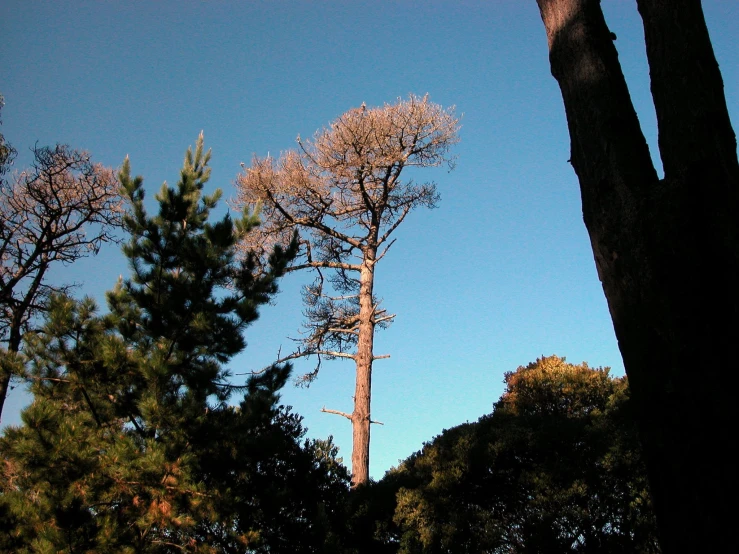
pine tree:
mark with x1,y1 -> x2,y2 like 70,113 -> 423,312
0,135 -> 350,552
236,95 -> 459,487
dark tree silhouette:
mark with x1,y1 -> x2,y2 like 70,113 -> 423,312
534,1 -> 738,550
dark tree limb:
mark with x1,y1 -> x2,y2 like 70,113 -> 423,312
536,0 -> 739,550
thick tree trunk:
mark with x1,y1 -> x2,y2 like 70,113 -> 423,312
536,0 -> 739,550
351,246 -> 377,488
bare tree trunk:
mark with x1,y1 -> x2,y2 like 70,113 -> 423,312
0,305 -> 24,421
0,362 -> 12,421
536,0 -> 739,550
351,246 -> 377,488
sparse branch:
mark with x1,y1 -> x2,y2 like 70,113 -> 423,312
320,406 -> 383,425
317,350 -> 356,360
378,204 -> 412,245
237,347 -> 356,378
373,313 -> 396,325
235,347 -> 312,376
299,219 -> 364,249
328,327 -> 359,335
286,260 -> 361,273
264,188 -> 364,250
375,239 -> 397,262
320,406 -> 353,421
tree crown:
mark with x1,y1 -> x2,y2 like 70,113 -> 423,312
235,94 -> 460,263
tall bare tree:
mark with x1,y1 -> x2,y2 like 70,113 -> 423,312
535,0 -> 738,550
0,143 -> 122,420
235,94 -> 459,486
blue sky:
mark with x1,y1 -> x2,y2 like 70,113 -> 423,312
2,1 -> 737,479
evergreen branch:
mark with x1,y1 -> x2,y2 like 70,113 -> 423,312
128,414 -> 145,436
79,385 -> 102,427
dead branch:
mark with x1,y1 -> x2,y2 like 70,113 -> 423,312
321,406 -> 353,421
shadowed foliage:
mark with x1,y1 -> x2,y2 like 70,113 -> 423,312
354,356 -> 659,553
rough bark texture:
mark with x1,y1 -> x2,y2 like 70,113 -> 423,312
351,247 -> 377,487
536,0 -> 739,550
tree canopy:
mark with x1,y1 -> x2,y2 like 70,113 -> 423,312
359,356 -> 659,553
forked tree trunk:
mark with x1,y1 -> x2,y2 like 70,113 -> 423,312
536,0 -> 739,550
351,246 -> 377,487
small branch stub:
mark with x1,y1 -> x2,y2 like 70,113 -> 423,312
320,406 -> 384,425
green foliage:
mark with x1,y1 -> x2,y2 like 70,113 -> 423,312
0,136 -> 349,552
369,356 -> 659,553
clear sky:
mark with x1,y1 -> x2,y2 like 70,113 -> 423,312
1,1 -> 737,480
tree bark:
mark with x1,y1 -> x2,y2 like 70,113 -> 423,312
535,0 -> 739,550
351,245 -> 377,488
0,299 -> 26,421
0,363 -> 12,421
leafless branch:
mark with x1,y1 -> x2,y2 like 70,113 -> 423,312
233,346 -> 311,376
320,406 -> 353,421
374,313 -> 396,325
375,238 -> 397,262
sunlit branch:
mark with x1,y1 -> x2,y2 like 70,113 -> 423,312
320,406 -> 353,421
373,313 -> 396,325
287,260 -> 361,273
378,204 -> 412,245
